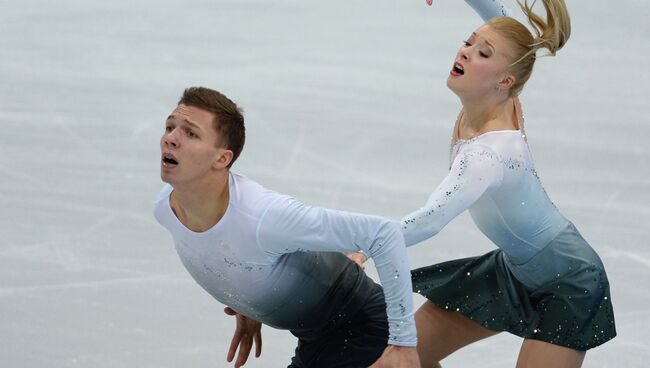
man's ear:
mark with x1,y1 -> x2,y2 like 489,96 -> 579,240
497,73 -> 516,91
213,149 -> 234,169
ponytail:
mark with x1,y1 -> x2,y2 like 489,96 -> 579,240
487,0 -> 571,96
518,0 -> 571,56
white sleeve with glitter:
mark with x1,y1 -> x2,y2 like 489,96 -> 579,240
256,197 -> 417,347
401,143 -> 504,246
465,0 -> 512,21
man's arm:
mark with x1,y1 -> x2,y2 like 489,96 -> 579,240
257,196 -> 417,348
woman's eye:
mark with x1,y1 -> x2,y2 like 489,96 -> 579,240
188,131 -> 197,138
480,51 -> 489,58
165,126 -> 173,132
463,40 -> 472,47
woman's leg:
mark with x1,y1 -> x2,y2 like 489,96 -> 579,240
415,301 -> 499,368
516,339 -> 585,368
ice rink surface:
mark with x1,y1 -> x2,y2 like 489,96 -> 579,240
2,0 -> 649,367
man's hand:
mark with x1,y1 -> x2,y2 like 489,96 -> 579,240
369,345 -> 421,368
345,252 -> 369,269
224,307 -> 262,368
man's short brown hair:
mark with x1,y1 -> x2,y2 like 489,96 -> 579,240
178,87 -> 245,168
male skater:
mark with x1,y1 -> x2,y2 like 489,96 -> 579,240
154,87 -> 419,367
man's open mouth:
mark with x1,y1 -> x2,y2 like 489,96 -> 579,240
162,153 -> 178,166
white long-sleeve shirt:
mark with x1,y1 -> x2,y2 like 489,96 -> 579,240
465,0 -> 512,21
154,173 -> 416,346
401,99 -> 569,265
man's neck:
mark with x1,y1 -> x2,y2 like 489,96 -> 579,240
170,171 -> 230,233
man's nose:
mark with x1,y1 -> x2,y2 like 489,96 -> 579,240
164,130 -> 179,148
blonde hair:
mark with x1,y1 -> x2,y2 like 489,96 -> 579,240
487,0 -> 571,96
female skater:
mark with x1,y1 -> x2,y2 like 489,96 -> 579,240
402,0 -> 617,366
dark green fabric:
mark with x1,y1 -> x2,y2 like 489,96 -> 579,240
412,247 -> 616,350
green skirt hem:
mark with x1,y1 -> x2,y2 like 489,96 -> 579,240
412,249 -> 616,351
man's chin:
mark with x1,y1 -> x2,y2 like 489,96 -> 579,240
160,172 -> 173,184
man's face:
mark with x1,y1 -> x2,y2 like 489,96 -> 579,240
159,104 -> 227,185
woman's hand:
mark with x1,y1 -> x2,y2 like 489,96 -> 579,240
345,252 -> 369,269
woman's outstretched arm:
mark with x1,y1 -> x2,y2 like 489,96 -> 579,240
426,0 -> 512,21
464,0 -> 512,21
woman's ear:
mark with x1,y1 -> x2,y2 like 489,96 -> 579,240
497,73 -> 516,91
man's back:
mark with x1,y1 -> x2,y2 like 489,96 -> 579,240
154,173 -> 373,329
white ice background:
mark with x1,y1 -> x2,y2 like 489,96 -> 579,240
1,0 -> 649,367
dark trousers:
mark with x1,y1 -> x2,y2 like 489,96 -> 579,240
287,283 -> 388,368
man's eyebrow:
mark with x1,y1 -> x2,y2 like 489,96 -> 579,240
166,115 -> 201,130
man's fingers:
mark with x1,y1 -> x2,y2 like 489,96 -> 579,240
227,331 -> 242,362
235,336 -> 253,368
254,331 -> 262,357
225,307 -> 242,362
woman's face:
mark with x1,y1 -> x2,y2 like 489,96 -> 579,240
447,24 -> 514,99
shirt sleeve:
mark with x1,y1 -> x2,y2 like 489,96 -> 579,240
465,0 -> 512,21
256,198 -> 417,347
401,143 -> 504,246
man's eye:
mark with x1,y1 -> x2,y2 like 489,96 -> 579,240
188,131 -> 198,138
165,126 -> 173,132
480,51 -> 489,58
463,40 -> 472,47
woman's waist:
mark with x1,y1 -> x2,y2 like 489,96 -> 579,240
478,218 -> 569,264
502,222 -> 605,289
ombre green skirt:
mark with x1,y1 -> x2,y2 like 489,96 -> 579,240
412,223 -> 616,350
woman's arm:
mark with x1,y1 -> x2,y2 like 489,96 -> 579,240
465,0 -> 512,21
401,144 -> 504,246
426,0 -> 512,21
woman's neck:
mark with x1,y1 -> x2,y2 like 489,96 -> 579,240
459,96 -> 517,140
